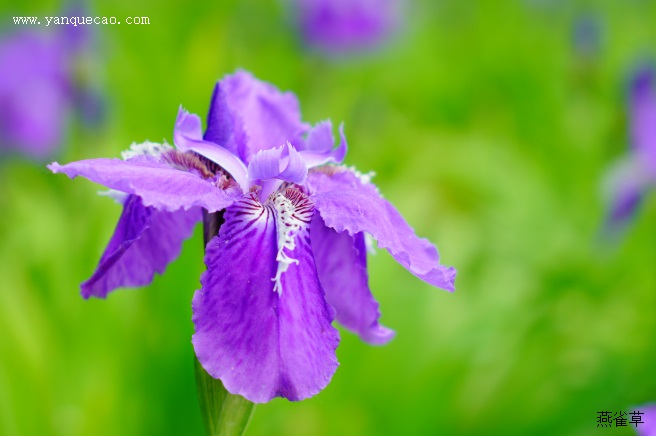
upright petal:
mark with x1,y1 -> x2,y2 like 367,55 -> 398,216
248,142 -> 308,185
307,168 -> 456,291
299,122 -> 348,168
221,71 -> 310,161
49,155 -> 239,212
203,82 -> 238,155
173,108 -> 249,190
82,195 -> 201,298
192,191 -> 339,403
311,215 -> 394,345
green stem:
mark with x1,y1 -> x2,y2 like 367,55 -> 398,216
195,210 -> 255,436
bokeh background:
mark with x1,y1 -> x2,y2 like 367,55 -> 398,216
1,1 -> 656,435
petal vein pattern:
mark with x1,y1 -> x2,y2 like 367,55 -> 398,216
192,193 -> 339,403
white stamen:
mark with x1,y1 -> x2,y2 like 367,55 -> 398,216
121,141 -> 172,160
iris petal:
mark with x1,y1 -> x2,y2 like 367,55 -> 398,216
299,122 -> 348,168
173,108 -> 250,191
192,192 -> 339,403
49,155 -> 240,212
82,195 -> 200,298
307,168 -> 456,291
221,70 -> 310,162
311,215 -> 394,345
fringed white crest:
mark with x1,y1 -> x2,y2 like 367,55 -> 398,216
269,188 -> 314,296
347,165 -> 376,185
121,141 -> 172,160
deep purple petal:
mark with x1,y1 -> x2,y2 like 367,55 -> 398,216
48,155 -> 239,212
299,122 -> 347,167
203,82 -> 239,155
311,214 -> 394,345
221,70 -> 310,162
173,108 -> 249,190
192,192 -> 339,403
82,195 -> 200,298
307,168 -> 456,291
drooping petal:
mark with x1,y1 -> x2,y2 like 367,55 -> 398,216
221,70 -> 310,162
82,195 -> 201,298
299,122 -> 347,168
173,108 -> 249,190
192,191 -> 339,403
311,214 -> 394,345
48,155 -> 239,212
307,168 -> 456,291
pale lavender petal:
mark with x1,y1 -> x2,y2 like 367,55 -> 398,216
82,195 -> 200,298
221,70 -> 310,162
307,168 -> 456,291
248,142 -> 308,185
311,215 -> 394,345
299,123 -> 347,167
192,192 -> 339,403
203,83 -> 239,156
304,120 -> 335,152
173,108 -> 249,190
633,403 -> 656,436
48,156 -> 239,212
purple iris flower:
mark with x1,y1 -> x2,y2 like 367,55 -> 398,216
632,404 -> 656,436
49,70 -> 455,403
604,66 -> 656,229
0,11 -> 100,160
0,31 -> 72,159
294,0 -> 400,54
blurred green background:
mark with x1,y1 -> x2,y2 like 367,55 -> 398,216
1,0 -> 656,435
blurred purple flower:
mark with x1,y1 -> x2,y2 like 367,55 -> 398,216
604,66 -> 656,229
0,10 -> 101,160
632,404 -> 656,436
295,0 -> 400,54
0,31 -> 72,159
49,70 -> 455,403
